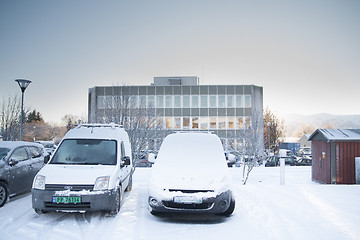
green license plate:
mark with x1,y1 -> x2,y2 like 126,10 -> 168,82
52,196 -> 81,204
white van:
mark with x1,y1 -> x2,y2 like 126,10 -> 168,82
32,124 -> 133,215
148,132 -> 235,216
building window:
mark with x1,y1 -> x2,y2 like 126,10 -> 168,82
192,95 -> 199,108
209,95 -> 217,108
245,116 -> 252,127
199,117 -> 208,129
166,117 -> 172,129
183,117 -> 190,129
218,95 -> 225,108
236,95 -> 243,108
183,95 -> 190,108
130,96 -> 138,108
174,96 -> 181,108
156,117 -> 164,129
236,117 -> 244,129
97,96 -> 105,109
200,96 -> 208,108
174,117 -> 181,128
139,96 -> 146,108
245,95 -> 252,108
210,117 -> 217,129
148,96 -> 155,108
156,95 -> 164,108
192,117 -> 199,129
227,95 -> 234,108
228,117 -> 234,129
218,117 -> 226,129
165,96 -> 172,108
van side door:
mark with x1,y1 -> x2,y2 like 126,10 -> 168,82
120,141 -> 131,187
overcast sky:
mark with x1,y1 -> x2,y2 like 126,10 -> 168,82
0,0 -> 359,124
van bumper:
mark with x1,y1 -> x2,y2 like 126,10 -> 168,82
148,190 -> 233,214
32,188 -> 117,212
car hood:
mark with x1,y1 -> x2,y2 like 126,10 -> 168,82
38,164 -> 115,185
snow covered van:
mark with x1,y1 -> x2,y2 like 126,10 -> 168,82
148,132 -> 235,216
32,124 -> 133,215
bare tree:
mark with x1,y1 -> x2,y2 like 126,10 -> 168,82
241,109 -> 264,185
0,95 -> 22,141
263,107 -> 286,153
92,93 -> 162,166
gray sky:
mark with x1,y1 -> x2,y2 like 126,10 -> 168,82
1,0 -> 359,124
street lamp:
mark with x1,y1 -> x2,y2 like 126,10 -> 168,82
267,122 -> 271,155
15,79 -> 32,141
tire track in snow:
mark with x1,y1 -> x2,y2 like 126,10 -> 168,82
298,186 -> 360,240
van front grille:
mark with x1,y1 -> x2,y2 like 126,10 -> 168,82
45,184 -> 94,191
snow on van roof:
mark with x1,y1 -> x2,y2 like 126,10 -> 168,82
63,123 -> 127,140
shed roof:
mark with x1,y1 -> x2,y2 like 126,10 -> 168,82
308,129 -> 360,142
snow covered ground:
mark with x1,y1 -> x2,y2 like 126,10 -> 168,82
1,166 -> 360,240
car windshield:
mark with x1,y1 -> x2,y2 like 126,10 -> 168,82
0,148 -> 10,160
50,139 -> 117,165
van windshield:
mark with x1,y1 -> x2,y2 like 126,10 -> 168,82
50,139 -> 117,165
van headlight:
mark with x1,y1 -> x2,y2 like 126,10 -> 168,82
33,175 -> 46,190
94,176 -> 109,191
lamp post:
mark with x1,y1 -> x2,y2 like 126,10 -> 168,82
15,79 -> 32,141
267,122 -> 271,155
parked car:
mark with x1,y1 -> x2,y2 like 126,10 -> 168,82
225,151 -> 236,167
283,157 -> 296,166
32,123 -> 133,215
297,147 -> 312,158
148,132 -> 235,216
296,157 -> 312,166
265,156 -> 279,167
0,141 -> 48,207
135,151 -> 154,168
35,141 -> 57,155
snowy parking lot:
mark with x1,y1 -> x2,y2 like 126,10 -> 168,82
1,166 -> 360,240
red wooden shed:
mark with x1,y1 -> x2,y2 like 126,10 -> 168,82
308,129 -> 360,184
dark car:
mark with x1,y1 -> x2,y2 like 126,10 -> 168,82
265,156 -> 279,167
0,141 -> 48,207
283,157 -> 296,166
296,157 -> 312,166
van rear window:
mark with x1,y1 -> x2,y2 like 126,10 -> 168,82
50,139 -> 117,165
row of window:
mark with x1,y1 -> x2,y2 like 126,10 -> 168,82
97,94 -> 252,109
159,116 -> 251,130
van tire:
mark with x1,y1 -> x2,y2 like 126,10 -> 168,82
125,175 -> 132,192
0,182 -> 8,207
109,187 -> 121,216
34,209 -> 47,214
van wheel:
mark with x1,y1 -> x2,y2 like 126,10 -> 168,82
0,182 -> 8,207
220,198 -> 235,217
109,187 -> 121,216
125,175 -> 132,192
34,209 -> 47,214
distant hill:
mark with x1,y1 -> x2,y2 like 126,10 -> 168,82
283,113 -> 360,137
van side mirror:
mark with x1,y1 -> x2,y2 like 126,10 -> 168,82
148,153 -> 156,164
121,156 -> 131,167
44,155 -> 50,164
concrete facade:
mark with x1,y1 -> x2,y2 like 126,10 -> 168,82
88,76 -> 263,152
